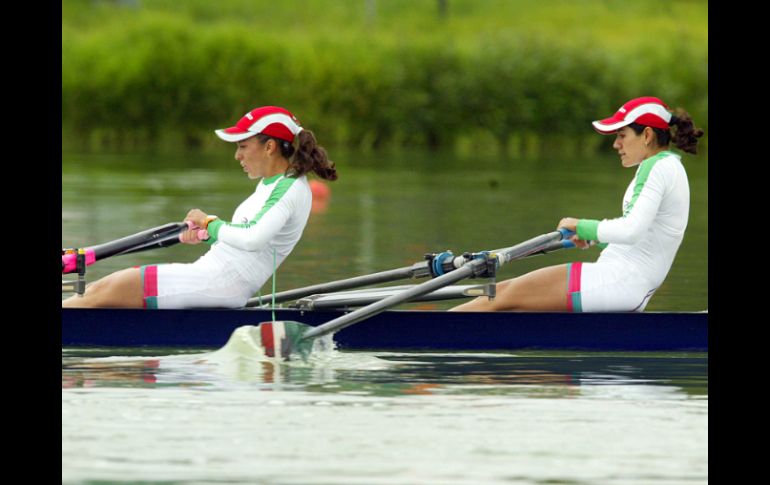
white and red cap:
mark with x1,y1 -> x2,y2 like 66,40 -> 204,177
592,96 -> 672,134
215,106 -> 303,143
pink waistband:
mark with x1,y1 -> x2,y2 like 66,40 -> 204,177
141,265 -> 159,309
566,262 -> 583,312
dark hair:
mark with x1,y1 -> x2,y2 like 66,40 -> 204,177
628,108 -> 704,155
256,130 -> 338,181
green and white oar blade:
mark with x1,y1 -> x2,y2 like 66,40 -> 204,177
259,321 -> 315,360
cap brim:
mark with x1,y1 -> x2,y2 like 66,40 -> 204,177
214,128 -> 256,142
591,117 -> 633,135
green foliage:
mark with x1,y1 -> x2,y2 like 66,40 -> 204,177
62,0 -> 708,152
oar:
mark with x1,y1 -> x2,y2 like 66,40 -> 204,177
118,229 -> 189,256
246,237 -> 572,308
260,229 -> 574,359
245,261 -> 432,307
289,284 -> 498,310
62,222 -> 189,274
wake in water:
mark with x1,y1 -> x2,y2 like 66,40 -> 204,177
62,325 -> 399,389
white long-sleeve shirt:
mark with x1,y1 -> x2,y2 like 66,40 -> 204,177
576,151 -> 690,288
195,173 -> 312,292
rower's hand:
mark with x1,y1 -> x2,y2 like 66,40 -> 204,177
185,209 -> 210,229
557,217 -> 579,233
572,238 -> 592,250
557,217 -> 591,249
179,228 -> 203,245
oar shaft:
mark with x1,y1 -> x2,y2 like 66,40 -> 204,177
89,222 -> 188,260
300,262 -> 475,340
494,230 -> 566,265
117,229 -> 185,256
245,261 -> 431,307
300,230 -> 568,341
250,237 -> 572,307
291,284 -> 484,310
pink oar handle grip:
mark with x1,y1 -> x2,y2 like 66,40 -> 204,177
62,249 -> 96,273
182,220 -> 210,241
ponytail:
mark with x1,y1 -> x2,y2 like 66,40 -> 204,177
291,130 -> 338,180
628,108 -> 704,155
256,131 -> 338,181
669,109 -> 704,155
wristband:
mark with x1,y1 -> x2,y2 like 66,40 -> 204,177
204,215 -> 219,228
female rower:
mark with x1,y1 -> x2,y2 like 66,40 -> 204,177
63,105 -> 338,309
451,96 -> 703,312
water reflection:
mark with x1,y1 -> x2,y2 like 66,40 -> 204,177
62,347 -> 707,400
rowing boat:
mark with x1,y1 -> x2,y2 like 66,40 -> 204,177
61,307 -> 707,351
62,224 -> 707,352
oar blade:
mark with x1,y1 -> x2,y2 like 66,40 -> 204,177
258,321 -> 315,361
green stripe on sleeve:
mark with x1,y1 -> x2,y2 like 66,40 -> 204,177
624,150 -> 673,216
204,176 -> 298,244
247,176 -> 297,223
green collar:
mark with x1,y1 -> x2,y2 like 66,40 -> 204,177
644,150 -> 678,163
261,173 -> 285,185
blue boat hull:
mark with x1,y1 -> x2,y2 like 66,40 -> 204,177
61,308 -> 708,351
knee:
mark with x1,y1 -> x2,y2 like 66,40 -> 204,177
487,279 -> 523,311
83,268 -> 143,307
84,271 -> 122,297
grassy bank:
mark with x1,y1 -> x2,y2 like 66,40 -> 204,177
62,0 -> 708,153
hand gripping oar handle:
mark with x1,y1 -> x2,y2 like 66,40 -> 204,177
299,229 -> 572,341
62,222 -> 189,274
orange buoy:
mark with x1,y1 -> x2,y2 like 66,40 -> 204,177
309,180 -> 330,200
309,180 -> 331,213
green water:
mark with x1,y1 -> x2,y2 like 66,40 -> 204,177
62,148 -> 707,311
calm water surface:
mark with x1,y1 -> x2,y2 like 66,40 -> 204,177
63,343 -> 707,485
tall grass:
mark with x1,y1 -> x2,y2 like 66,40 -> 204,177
62,0 -> 708,153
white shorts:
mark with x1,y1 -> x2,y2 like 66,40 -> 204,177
140,263 -> 254,309
566,262 -> 657,312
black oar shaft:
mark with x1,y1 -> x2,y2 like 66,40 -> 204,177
90,222 -> 188,260
300,230 -> 566,341
117,230 -> 186,256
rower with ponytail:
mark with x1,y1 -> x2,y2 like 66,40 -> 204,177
453,96 -> 703,314
64,105 -> 339,310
